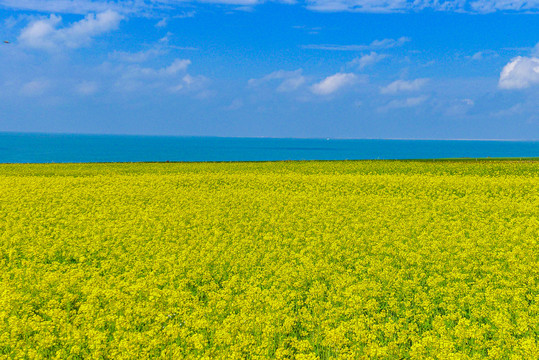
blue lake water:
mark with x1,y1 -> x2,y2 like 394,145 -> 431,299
1,133 -> 538,163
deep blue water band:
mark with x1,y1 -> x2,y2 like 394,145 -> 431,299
1,133 -> 538,163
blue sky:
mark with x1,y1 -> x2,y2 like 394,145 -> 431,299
0,1 -> 538,139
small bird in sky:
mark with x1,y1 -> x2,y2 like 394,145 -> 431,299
3,41 -> 10,44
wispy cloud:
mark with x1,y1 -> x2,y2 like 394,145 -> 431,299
0,0 -> 134,15
110,48 -> 166,63
306,0 -> 539,13
225,98 -> 244,111
111,58 -> 209,96
533,42 -> 539,56
378,95 -> 428,112
20,79 -> 51,96
169,74 -> 209,93
126,59 -> 192,78
380,78 -> 429,94
469,50 -> 498,61
18,10 -> 123,50
0,0 -> 261,15
155,18 -> 168,28
302,37 -> 410,51
76,81 -> 99,95
310,72 -> 357,95
248,69 -> 306,92
2,0 -> 539,15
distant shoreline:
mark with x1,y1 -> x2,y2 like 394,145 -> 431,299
1,157 -> 539,165
0,131 -> 537,142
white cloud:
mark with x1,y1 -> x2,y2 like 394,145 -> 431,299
306,0 -> 539,13
155,18 -> 168,27
176,11 -> 197,18
20,79 -> 51,96
199,0 -> 261,5
2,0 -> 539,15
170,74 -> 209,93
471,52 -> 483,61
0,0 -> 264,15
310,72 -> 357,95
380,78 -> 429,94
110,48 -> 165,63
76,81 -> 98,95
469,50 -> 498,61
491,103 -> 526,117
470,0 -> 539,13
303,37 -> 410,51
112,58 -> 209,95
533,42 -> 539,56
225,98 -> 244,110
19,10 -> 123,50
248,69 -> 306,92
379,95 -> 428,111
277,76 -> 306,92
498,56 -> 539,90
443,98 -> 475,117
165,59 -> 192,75
122,59 -> 191,80
348,52 -> 387,69
0,0 -> 131,14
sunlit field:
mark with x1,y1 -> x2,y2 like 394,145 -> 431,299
1,160 -> 537,359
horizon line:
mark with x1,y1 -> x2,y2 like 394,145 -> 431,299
0,131 -> 537,142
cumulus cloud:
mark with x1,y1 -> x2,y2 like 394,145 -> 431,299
248,69 -> 306,92
498,56 -> 539,90
380,78 -> 429,94
303,37 -> 410,51
348,52 -> 387,69
310,72 -> 357,95
18,10 -> 123,50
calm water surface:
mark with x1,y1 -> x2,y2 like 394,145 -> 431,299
1,133 -> 538,163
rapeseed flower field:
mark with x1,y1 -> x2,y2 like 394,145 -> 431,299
0,160 -> 537,359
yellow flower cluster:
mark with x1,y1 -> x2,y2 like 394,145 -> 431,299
0,160 -> 537,359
